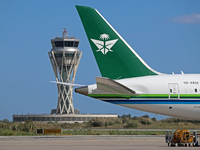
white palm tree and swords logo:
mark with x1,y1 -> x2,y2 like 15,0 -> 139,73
91,34 -> 118,55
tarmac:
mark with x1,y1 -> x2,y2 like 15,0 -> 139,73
0,135 -> 199,150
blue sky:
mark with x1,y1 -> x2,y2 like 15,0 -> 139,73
1,0 -> 200,121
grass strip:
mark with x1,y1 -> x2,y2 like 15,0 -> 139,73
62,129 -> 165,135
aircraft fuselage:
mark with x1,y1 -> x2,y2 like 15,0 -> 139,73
76,74 -> 200,120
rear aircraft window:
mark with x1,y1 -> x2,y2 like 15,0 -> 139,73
195,89 -> 197,93
185,89 -> 188,93
170,89 -> 172,93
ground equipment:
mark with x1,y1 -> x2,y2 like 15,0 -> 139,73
165,129 -> 199,147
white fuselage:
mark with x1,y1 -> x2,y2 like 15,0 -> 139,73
87,74 -> 200,120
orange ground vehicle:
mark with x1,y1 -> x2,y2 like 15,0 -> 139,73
165,129 -> 199,147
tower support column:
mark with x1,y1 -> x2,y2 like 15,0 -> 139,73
49,51 -> 82,114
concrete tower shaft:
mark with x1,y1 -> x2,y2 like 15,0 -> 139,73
49,29 -> 82,114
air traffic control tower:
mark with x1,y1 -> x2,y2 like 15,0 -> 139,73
48,28 -> 82,114
12,28 -> 118,123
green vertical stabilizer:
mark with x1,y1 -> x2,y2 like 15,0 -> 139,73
76,6 -> 160,79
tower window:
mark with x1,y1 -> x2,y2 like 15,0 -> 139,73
55,41 -> 64,47
51,41 -> 55,47
74,41 -> 79,47
65,41 -> 74,47
55,53 -> 63,57
65,53 -> 74,57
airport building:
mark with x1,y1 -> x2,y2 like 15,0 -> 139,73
13,29 -> 118,123
12,114 -> 117,123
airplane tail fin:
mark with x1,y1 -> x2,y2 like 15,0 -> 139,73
76,6 -> 161,79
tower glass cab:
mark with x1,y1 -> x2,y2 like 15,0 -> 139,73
48,28 -> 82,114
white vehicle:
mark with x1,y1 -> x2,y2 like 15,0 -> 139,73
62,6 -> 200,120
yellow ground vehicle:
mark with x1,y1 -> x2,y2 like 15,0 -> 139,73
165,129 -> 199,147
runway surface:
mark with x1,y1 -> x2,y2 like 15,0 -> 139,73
0,135 -> 199,150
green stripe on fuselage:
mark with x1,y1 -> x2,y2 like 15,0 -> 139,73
88,94 -> 200,99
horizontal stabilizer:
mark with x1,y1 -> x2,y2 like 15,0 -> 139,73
95,77 -> 136,95
50,81 -> 85,87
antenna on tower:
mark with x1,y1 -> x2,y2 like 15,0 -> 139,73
62,27 -> 69,38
